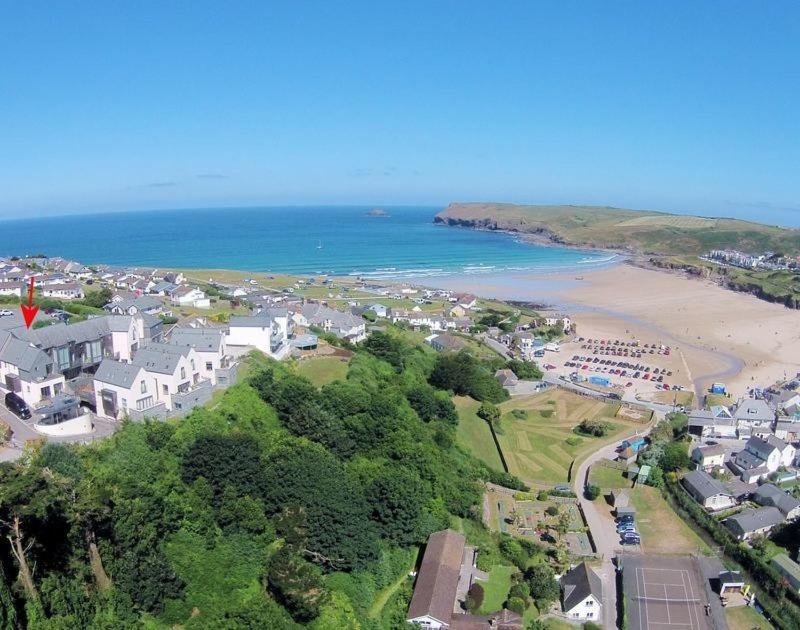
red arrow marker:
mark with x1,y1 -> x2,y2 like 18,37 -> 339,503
21,277 -> 39,329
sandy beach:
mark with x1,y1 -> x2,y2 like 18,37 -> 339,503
427,263 -> 800,401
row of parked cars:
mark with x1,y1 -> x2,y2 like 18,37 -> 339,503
617,513 -> 640,545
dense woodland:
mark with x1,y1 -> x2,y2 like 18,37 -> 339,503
0,331 -> 538,629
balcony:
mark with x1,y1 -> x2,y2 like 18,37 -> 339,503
128,402 -> 168,422
215,361 -> 239,388
170,379 -> 213,416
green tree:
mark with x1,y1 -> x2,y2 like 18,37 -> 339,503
267,547 -> 327,622
366,467 -> 428,545
477,401 -> 501,427
584,484 -> 601,500
660,442 -> 690,471
525,563 -> 559,609
465,583 -> 484,612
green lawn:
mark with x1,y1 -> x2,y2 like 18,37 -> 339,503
630,486 -> 710,555
589,461 -> 631,489
494,389 -> 643,485
296,356 -> 350,387
725,605 -> 773,630
477,565 -> 516,614
454,396 -> 505,471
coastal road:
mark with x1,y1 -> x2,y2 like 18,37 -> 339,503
572,419 -> 662,629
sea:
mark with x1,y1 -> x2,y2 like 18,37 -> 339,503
0,206 -> 617,279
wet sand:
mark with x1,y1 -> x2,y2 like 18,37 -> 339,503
426,263 -> 800,400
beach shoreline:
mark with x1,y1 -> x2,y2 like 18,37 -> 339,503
422,261 -> 800,401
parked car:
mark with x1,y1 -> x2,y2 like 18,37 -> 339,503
0,309 -> 12,317
4,392 -> 31,420
621,535 -> 641,545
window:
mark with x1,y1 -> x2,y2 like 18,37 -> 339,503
121,398 -> 128,410
56,347 -> 70,370
40,386 -> 51,399
163,384 -> 169,395
205,362 -> 213,371
191,359 -> 195,371
86,340 -> 102,363
140,380 -> 147,393
136,396 -> 153,411
180,367 -> 186,379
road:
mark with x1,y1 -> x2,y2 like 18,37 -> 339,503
571,415 -> 662,629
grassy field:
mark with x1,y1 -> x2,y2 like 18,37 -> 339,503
630,486 -> 710,555
725,605 -> 773,630
454,397 -> 505,472
477,565 -> 515,614
436,203 -> 800,256
646,390 -> 695,407
704,393 -> 734,408
588,461 -> 631,489
296,356 -> 350,386
493,389 -> 643,485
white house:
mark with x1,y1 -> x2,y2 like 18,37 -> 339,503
93,359 -> 155,420
0,329 -> 67,408
733,435 -> 795,483
41,283 -> 85,300
561,562 -> 602,622
130,343 -> 204,412
226,314 -> 290,360
0,283 -> 23,297
681,470 -> 736,511
302,303 -> 366,342
171,286 -> 210,309
691,444 -> 726,470
169,327 -> 233,386
734,398 -> 775,429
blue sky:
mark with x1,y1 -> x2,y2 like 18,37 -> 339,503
1,1 -> 799,222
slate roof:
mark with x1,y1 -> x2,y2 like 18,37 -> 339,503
131,343 -> 188,375
93,359 -> 144,389
682,470 -> 732,501
27,315 -> 132,348
406,530 -> 465,625
170,327 -> 224,353
229,315 -> 273,328
106,295 -> 162,312
752,484 -> 800,516
0,332 -> 50,374
724,507 -> 784,535
734,398 -> 774,424
561,562 -> 602,612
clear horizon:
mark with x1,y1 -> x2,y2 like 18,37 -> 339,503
2,2 -> 799,223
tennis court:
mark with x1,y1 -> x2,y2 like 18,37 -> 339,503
623,556 -> 717,630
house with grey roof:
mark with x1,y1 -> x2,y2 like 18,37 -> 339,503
681,470 -> 736,511
687,406 -> 737,438
226,314 -> 290,360
0,329 -> 67,408
92,359 -> 162,421
41,283 -> 85,300
691,443 -> 727,470
301,303 -> 366,342
169,327 -> 236,386
752,484 -> 800,520
732,435 -> 794,483
734,398 -> 775,429
560,562 -> 602,622
771,554 -> 800,594
105,295 -> 164,316
723,506 -> 785,541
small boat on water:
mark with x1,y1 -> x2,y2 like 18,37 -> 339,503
317,240 -> 323,250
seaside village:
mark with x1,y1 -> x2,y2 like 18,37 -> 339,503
4,254 -> 800,629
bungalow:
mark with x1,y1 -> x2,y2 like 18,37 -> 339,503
447,304 -> 466,318
406,529 -> 522,629
302,303 -> 366,342
171,286 -> 210,309
452,293 -> 477,309
105,295 -> 164,316
427,334 -> 468,353
495,369 -> 519,388
367,303 -> 389,318
771,554 -> 800,594
752,484 -> 800,520
691,443 -> 727,470
560,562 -> 602,622
41,283 -> 85,300
681,470 -> 736,511
723,506 -> 784,541
148,281 -> 178,296
0,283 -> 23,298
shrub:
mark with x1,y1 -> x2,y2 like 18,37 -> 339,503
506,596 -> 526,615
576,418 -> 612,437
584,484 -> 601,501
565,436 -> 582,446
545,506 -> 559,517
465,583 -> 484,612
536,491 -> 549,501
511,409 -> 528,420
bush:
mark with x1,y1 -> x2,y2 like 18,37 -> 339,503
565,436 -> 582,446
465,583 -> 484,612
584,484 -> 601,501
536,491 -> 549,501
545,506 -> 559,517
511,409 -> 528,420
575,418 -> 612,437
506,596 -> 526,615
505,359 -> 542,380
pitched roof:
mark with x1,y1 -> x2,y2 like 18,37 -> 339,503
724,506 -> 784,534
131,342 -> 189,375
734,398 -> 774,423
561,562 -> 602,612
27,315 -> 133,348
94,359 -> 144,389
170,327 -> 224,353
406,530 -> 465,624
752,484 -> 800,516
229,315 -> 273,328
682,470 -> 732,501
